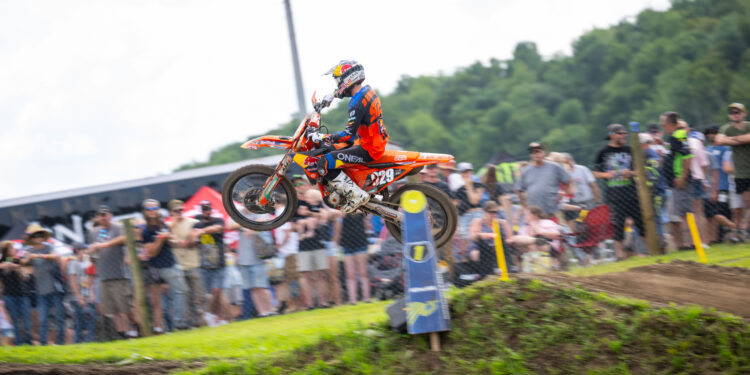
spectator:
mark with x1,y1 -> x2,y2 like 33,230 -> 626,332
166,199 -> 204,328
468,201 -> 514,277
0,241 -> 32,345
296,190 -> 330,309
685,124 -> 711,242
455,162 -> 484,217
722,151 -> 745,242
21,224 -> 64,345
515,142 -> 572,217
647,123 -> 669,157
228,219 -> 275,317
221,251 -> 244,321
86,205 -> 131,339
640,133 -> 667,239
480,165 -> 504,205
547,152 -> 582,226
133,217 -> 167,334
140,199 -> 190,330
337,212 -> 371,304
273,200 -> 301,314
438,160 -> 463,192
715,102 -> 750,236
0,299 -> 12,346
419,164 -> 452,199
193,200 -> 228,324
593,124 -> 646,259
661,111 -> 694,250
66,242 -> 96,343
507,206 -> 562,270
324,210 -> 344,307
563,153 -> 601,210
703,128 -> 738,244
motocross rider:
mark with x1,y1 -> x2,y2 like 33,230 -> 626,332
307,60 -> 389,214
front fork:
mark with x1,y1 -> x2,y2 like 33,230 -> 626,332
258,152 -> 294,206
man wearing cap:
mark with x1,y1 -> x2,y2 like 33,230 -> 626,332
140,199 -> 189,330
67,242 -> 97,343
166,199 -> 204,328
661,111 -> 694,250
439,160 -> 464,192
21,224 -> 65,345
515,142 -> 571,217
704,127 -> 737,243
593,124 -> 645,259
86,205 -> 132,338
715,103 -> 750,227
193,200 -> 228,324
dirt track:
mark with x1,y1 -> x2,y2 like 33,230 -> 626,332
0,361 -> 203,375
526,260 -> 750,319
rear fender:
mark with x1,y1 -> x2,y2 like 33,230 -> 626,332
241,135 -> 294,150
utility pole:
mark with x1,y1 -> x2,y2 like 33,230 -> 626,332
283,0 -> 306,119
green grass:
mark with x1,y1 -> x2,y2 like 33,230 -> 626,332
567,243 -> 750,276
0,302 -> 388,364
195,279 -> 750,374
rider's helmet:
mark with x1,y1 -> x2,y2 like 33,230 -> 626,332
325,60 -> 365,98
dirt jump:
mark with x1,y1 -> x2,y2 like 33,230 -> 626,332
526,260 -> 750,319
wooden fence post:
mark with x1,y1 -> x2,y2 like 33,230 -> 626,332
123,219 -> 152,337
629,122 -> 662,255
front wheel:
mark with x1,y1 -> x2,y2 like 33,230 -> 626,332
385,183 -> 458,249
221,164 -> 298,231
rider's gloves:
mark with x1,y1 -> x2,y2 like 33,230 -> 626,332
313,93 -> 334,112
307,131 -> 327,144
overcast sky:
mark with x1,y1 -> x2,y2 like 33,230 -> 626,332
0,0 -> 670,201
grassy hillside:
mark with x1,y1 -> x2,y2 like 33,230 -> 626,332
196,279 -> 750,374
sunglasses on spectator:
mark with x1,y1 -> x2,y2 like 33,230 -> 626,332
730,110 -> 743,115
172,208 -> 183,213
134,224 -> 146,229
144,206 -> 159,211
30,232 -> 46,239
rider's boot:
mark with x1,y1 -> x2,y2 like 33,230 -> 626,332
328,172 -> 370,214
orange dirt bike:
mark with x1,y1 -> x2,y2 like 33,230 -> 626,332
221,93 -> 458,248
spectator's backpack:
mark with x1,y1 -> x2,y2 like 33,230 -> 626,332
252,231 -> 276,260
198,233 -> 222,269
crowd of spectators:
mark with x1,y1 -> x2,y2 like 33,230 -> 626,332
0,101 -> 748,345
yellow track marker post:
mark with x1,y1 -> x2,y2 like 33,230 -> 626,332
686,212 -> 708,263
492,219 -> 510,281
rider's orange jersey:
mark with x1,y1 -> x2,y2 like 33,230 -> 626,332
331,85 -> 389,159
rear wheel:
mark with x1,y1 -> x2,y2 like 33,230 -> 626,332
221,164 -> 297,231
384,183 -> 458,249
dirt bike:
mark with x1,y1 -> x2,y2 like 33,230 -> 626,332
221,93 -> 458,248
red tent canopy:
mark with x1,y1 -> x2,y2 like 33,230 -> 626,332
182,186 -> 229,222
180,186 -> 238,249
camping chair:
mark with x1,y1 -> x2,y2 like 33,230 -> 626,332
564,204 -> 614,255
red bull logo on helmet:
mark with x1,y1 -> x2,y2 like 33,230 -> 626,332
334,64 -> 352,77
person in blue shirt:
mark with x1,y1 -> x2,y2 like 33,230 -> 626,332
704,126 -> 737,243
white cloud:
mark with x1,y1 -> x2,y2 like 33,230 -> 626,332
0,0 -> 669,200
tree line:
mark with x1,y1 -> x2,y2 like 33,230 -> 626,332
178,0 -> 750,171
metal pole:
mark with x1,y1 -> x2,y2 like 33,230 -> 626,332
284,0 -> 306,118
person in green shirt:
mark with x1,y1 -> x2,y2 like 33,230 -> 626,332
715,103 -> 750,231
